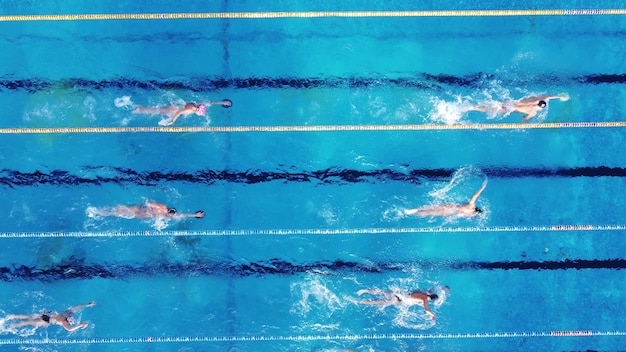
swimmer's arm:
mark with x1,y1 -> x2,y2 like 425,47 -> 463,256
60,320 -> 88,332
422,301 -> 436,322
521,110 -> 538,121
536,94 -> 569,101
4,314 -> 32,320
177,211 -> 205,219
468,182 -> 487,206
168,110 -> 184,125
146,201 -> 166,209
68,302 -> 96,312
169,106 -> 195,125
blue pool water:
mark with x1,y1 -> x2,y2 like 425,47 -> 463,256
1,1 -> 626,351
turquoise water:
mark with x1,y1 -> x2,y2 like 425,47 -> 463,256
1,1 -> 626,351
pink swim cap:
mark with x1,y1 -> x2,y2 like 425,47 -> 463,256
197,104 -> 207,115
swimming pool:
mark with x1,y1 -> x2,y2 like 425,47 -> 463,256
1,1 -> 626,351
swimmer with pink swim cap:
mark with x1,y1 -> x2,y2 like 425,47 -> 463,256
197,104 -> 207,115
132,99 -> 232,125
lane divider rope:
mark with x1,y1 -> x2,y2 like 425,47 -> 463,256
0,330 -> 619,345
0,224 -> 623,238
0,122 -> 625,134
1,9 -> 625,22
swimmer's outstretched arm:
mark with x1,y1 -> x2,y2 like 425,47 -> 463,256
468,182 -> 487,206
537,94 -> 569,101
518,94 -> 569,108
177,211 -> 205,219
60,320 -> 88,332
68,301 -> 96,312
207,99 -> 232,107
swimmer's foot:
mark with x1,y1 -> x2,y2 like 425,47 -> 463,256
404,209 -> 418,216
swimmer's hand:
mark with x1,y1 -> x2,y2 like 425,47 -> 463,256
559,94 -> 570,101
87,301 -> 96,307
79,322 -> 89,329
158,118 -> 174,126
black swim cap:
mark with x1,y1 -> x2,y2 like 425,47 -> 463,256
41,314 -> 50,323
538,100 -> 547,108
475,208 -> 483,214
429,294 -> 439,300
222,99 -> 232,108
168,208 -> 177,215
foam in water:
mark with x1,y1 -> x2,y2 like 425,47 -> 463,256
83,95 -> 97,122
114,95 -> 134,109
428,165 -> 487,200
85,206 -> 103,220
428,96 -> 470,124
290,276 -> 346,317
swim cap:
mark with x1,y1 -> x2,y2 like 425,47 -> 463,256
197,104 -> 207,115
168,208 -> 177,215
538,100 -> 547,108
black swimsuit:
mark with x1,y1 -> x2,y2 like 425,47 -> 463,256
41,314 -> 50,323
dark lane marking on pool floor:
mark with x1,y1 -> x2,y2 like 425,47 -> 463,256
0,74 -> 625,93
1,258 -> 625,281
1,166 -> 625,187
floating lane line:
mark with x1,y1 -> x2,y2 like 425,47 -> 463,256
1,9 -> 626,22
0,330 -> 619,345
0,122 -> 625,134
0,224 -> 623,238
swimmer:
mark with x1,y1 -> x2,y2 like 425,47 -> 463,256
132,99 -> 232,125
404,182 -> 487,218
357,287 -> 449,322
92,200 -> 205,219
465,94 -> 569,122
4,301 -> 95,332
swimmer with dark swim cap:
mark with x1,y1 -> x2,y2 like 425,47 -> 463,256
4,301 -> 95,332
405,182 -> 487,218
91,201 -> 205,220
465,94 -> 568,122
357,286 -> 449,322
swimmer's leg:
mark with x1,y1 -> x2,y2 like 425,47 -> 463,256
4,314 -> 31,321
132,105 -> 178,115
463,105 -> 488,113
404,206 -> 433,216
404,208 -> 419,216
10,319 -> 45,329
357,289 -> 391,296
